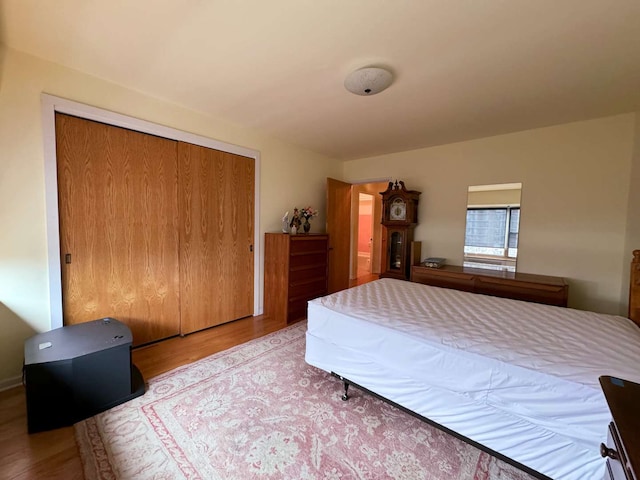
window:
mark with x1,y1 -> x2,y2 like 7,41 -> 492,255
464,207 -> 520,259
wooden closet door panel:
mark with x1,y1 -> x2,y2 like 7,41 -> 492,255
178,143 -> 254,334
224,151 -> 255,319
56,113 -> 180,345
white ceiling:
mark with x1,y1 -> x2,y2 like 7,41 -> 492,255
2,0 -> 639,160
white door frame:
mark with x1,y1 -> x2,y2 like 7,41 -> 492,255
41,94 -> 262,329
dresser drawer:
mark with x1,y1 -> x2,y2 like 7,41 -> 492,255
289,277 -> 327,301
287,299 -> 307,323
290,252 -> 327,269
289,264 -> 327,283
411,268 -> 475,292
290,237 -> 328,254
475,277 -> 567,306
287,292 -> 327,323
603,422 -> 632,480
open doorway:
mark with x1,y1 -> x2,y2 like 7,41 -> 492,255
357,193 -> 374,278
326,178 -> 389,291
350,181 -> 389,287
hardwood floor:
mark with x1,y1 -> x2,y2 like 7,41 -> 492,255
0,314 -> 284,480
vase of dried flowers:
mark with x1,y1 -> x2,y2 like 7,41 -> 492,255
299,206 -> 318,234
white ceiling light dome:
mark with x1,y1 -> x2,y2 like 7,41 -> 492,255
344,67 -> 393,96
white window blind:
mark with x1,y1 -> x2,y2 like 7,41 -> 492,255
464,207 -> 520,258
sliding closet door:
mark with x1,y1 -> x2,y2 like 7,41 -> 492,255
178,142 -> 254,334
56,113 -> 181,345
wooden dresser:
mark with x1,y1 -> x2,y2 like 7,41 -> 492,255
264,233 -> 329,325
410,264 -> 568,307
600,376 -> 639,480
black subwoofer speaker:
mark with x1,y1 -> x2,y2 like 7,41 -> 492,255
24,317 -> 145,433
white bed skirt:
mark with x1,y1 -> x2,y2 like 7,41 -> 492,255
305,279 -> 640,480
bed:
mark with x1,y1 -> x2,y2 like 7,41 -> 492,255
305,252 -> 640,480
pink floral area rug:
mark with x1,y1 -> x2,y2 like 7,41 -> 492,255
75,322 -> 537,480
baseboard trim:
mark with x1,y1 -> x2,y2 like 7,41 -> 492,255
0,375 -> 22,392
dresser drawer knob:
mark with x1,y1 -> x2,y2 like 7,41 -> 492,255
600,443 -> 619,460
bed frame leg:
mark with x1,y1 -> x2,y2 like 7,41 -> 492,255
331,373 -> 351,401
341,380 -> 350,401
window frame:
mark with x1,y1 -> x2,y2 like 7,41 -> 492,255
464,205 -> 520,261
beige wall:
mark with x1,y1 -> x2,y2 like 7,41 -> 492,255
622,114 -> 640,308
344,114 -> 637,315
0,47 -> 341,387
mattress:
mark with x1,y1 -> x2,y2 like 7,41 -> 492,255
305,278 -> 640,480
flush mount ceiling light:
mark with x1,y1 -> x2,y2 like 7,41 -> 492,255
344,67 -> 393,96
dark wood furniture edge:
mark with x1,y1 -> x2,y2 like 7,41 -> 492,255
630,250 -> 640,328
599,375 -> 639,480
264,233 -> 329,326
410,264 -> 568,307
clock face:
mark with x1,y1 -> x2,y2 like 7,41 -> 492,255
390,198 -> 407,221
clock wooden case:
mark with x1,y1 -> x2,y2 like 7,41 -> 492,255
380,180 -> 421,280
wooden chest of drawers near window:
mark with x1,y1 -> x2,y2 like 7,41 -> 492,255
599,376 -> 640,480
410,265 -> 568,307
264,233 -> 329,325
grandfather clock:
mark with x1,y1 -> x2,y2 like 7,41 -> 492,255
380,180 -> 421,280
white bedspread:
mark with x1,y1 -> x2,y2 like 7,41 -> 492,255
305,278 -> 640,480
